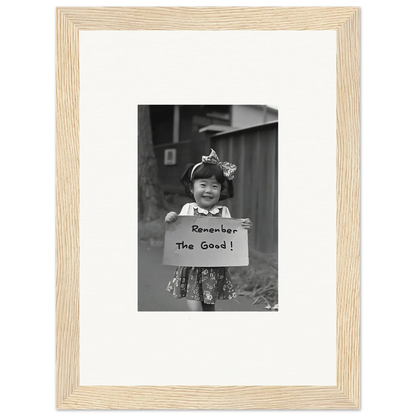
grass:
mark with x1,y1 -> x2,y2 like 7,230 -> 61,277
229,249 -> 278,311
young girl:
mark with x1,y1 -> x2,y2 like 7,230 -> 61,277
165,148 -> 252,312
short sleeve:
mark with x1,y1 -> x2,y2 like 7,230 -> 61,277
179,203 -> 193,215
221,206 -> 232,218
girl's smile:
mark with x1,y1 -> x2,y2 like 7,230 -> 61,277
191,176 -> 221,210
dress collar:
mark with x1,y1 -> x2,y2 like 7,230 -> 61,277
190,202 -> 221,215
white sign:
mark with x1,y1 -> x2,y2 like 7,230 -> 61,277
163,216 -> 249,267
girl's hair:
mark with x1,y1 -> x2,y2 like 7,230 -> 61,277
181,162 -> 234,201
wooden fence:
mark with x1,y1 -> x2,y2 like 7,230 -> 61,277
211,121 -> 278,254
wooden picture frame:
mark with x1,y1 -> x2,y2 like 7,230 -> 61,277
56,7 -> 360,409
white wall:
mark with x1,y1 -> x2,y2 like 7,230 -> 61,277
231,105 -> 278,127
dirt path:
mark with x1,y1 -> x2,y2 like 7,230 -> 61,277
138,240 -> 263,311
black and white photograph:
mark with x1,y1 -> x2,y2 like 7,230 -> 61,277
138,105 -> 278,311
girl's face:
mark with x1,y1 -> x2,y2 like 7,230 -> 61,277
191,176 -> 221,210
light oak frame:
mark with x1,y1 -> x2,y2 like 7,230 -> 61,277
56,7 -> 360,409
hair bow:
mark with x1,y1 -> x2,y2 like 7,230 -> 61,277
195,148 -> 237,180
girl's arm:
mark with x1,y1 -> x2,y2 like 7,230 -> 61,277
165,203 -> 192,223
222,206 -> 252,232
165,211 -> 178,223
240,218 -> 253,232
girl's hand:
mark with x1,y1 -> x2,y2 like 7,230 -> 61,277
165,211 -> 178,223
240,218 -> 252,232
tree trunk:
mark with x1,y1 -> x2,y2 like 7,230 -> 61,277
138,105 -> 167,222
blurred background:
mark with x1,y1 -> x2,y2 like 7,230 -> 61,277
138,105 -> 279,311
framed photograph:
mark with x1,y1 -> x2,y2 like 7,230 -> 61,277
56,7 -> 360,409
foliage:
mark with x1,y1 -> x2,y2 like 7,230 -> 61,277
229,250 -> 278,311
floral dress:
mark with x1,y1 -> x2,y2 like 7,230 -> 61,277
166,203 -> 237,305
